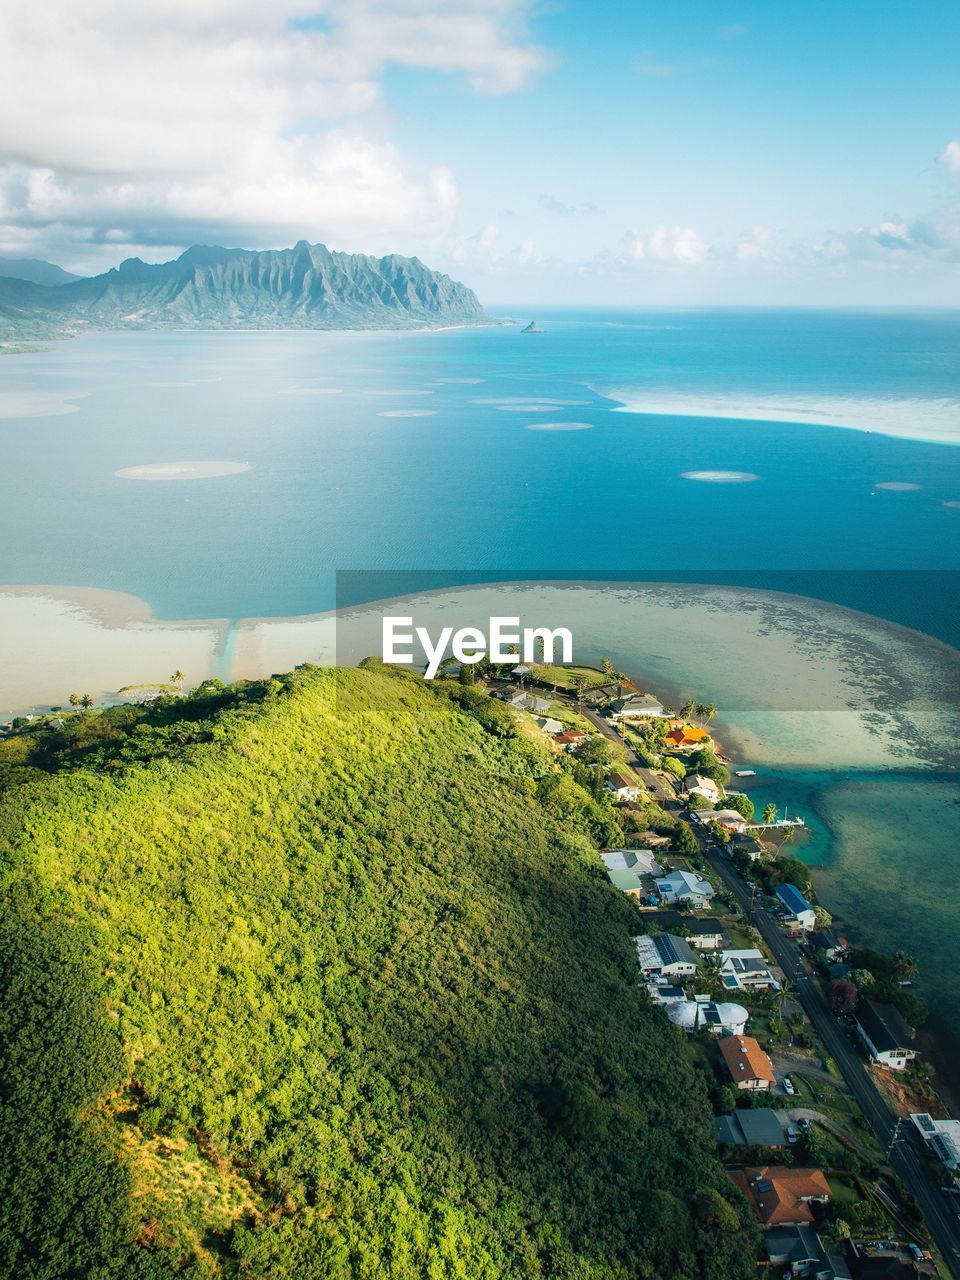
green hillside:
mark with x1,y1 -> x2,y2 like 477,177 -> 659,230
0,665 -> 755,1279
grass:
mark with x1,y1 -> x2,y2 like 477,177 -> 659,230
529,664 -> 618,693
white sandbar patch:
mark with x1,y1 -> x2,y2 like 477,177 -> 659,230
874,481 -> 921,491
361,388 -> 433,397
681,470 -> 758,484
277,387 -> 344,396
942,501 -> 960,509
431,377 -> 484,384
496,404 -> 555,413
377,409 -> 437,418
0,388 -> 90,419
115,460 -> 252,481
525,421 -> 594,432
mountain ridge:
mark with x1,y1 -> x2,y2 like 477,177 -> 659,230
0,240 -> 486,335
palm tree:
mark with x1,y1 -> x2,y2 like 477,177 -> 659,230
705,703 -> 717,722
79,693 -> 93,712
574,676 -> 586,713
170,669 -> 185,695
680,698 -> 696,721
68,692 -> 81,711
762,802 -> 778,825
601,656 -> 614,679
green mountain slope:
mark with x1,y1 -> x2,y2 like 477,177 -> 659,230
0,666 -> 755,1279
0,242 -> 484,336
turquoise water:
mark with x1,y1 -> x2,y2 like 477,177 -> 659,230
1,310 -> 959,626
2,310 -> 960,1087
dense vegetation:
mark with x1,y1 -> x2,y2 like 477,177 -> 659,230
0,665 -> 756,1278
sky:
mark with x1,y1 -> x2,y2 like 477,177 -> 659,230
1,0 -> 959,305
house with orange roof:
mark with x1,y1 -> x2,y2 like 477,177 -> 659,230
728,1167 -> 831,1226
718,1035 -> 776,1091
665,722 -> 713,750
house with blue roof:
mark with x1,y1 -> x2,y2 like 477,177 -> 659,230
775,882 -> 816,932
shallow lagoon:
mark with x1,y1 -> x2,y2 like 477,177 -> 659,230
1,312 -> 960,1091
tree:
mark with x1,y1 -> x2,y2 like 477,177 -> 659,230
68,693 -> 81,710
170,669 -> 185,695
601,657 -> 614,678
673,821 -> 698,855
892,950 -> 918,983
680,698 -> 696,720
813,905 -> 833,929
826,979 -> 857,1014
79,694 -> 94,712
661,756 -> 686,781
761,802 -> 778,825
849,968 -> 875,992
726,793 -> 755,821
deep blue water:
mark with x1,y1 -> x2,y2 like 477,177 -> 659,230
1,309 -> 959,633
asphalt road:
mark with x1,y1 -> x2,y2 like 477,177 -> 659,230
574,698 -> 960,1272
701,842 -> 960,1276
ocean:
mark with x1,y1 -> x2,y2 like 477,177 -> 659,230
1,308 -> 959,1089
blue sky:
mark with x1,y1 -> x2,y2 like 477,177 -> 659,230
1,0 -> 958,303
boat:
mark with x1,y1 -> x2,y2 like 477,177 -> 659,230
734,769 -> 756,777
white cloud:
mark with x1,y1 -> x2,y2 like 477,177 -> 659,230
940,141 -> 960,177
621,225 -> 708,264
0,0 -> 548,264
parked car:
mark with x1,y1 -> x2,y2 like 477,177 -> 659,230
798,1118 -> 811,1134
782,1077 -> 796,1095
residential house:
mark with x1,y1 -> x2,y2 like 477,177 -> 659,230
666,996 -> 748,1036
511,665 -> 532,680
730,1166 -> 831,1226
709,808 -> 749,834
809,929 -> 849,962
501,691 -> 550,714
633,933 -> 698,978
718,1035 -> 776,1090
664,721 -> 713,750
610,693 -> 667,720
535,716 -> 564,734
554,729 -> 587,749
776,883 -> 817,932
601,849 -> 663,876
720,949 -> 780,991
910,1112 -> 960,1174
644,910 -> 725,949
730,832 -> 765,860
714,1109 -> 786,1148
605,868 -> 656,900
655,869 -> 715,909
683,773 -> 722,804
764,1227 -> 852,1280
855,1000 -> 917,1071
605,771 -> 641,802
648,983 -> 687,1005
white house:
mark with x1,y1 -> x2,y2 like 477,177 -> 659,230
911,1114 -> 960,1175
855,1000 -> 917,1071
633,933 -> 698,978
683,773 -> 721,804
719,949 -> 780,991
656,869 -> 715,909
605,772 -> 641,802
610,694 -> 667,721
775,883 -> 817,932
667,997 -> 749,1036
708,809 -> 748,834
602,849 -> 663,876
535,716 -> 564,735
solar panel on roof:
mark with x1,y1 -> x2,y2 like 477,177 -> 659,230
917,1114 -> 937,1132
